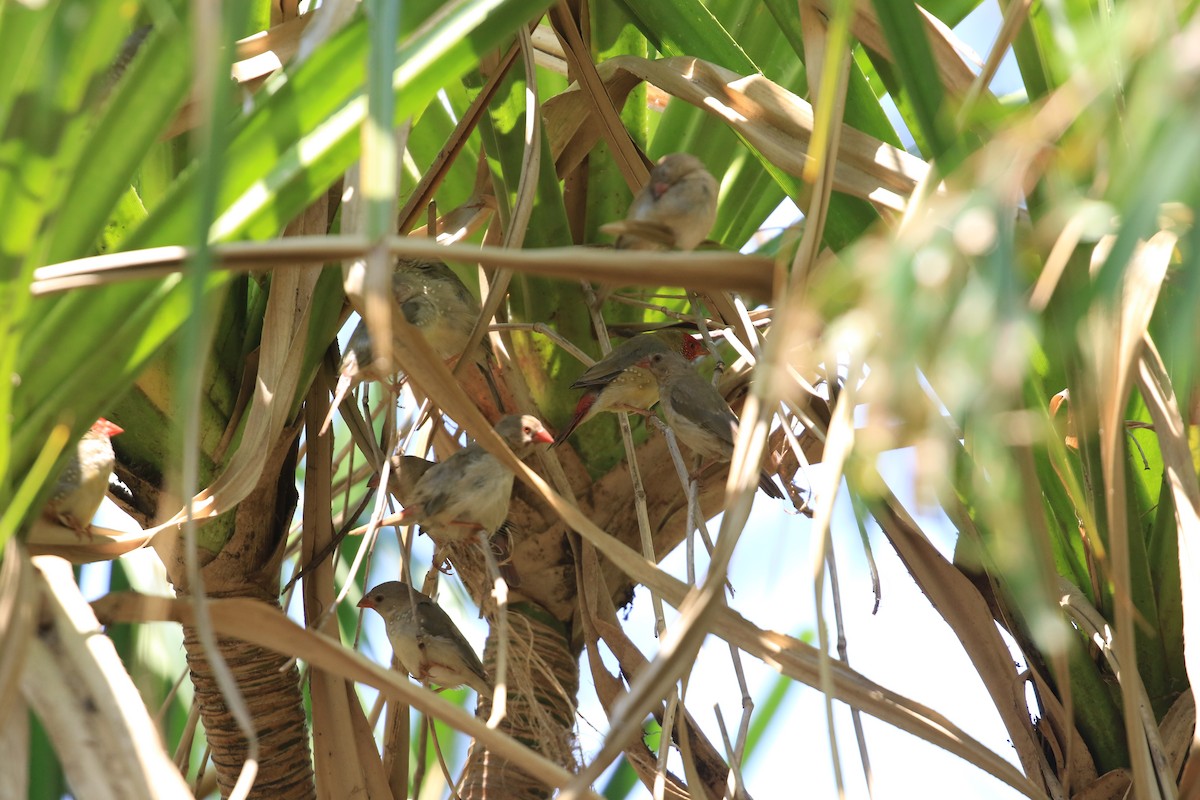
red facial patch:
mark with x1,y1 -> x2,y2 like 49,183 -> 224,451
679,337 -> 705,361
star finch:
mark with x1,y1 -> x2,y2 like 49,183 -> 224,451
358,581 -> 490,697
638,352 -> 783,499
552,330 -> 706,447
607,153 -> 718,251
44,418 -> 123,532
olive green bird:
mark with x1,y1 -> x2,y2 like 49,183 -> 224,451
553,330 -> 706,447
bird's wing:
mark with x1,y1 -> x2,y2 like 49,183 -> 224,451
656,173 -> 716,220
413,600 -> 488,682
411,447 -> 510,532
668,378 -> 736,448
388,455 -> 436,507
569,336 -> 669,389
570,362 -> 628,389
440,272 -> 481,312
410,455 -> 461,520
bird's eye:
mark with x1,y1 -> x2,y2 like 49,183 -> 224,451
523,426 -> 532,434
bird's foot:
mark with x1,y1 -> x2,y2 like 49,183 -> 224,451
686,462 -> 710,485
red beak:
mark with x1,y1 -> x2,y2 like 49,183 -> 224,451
533,428 -> 555,445
651,181 -> 670,200
357,597 -> 376,610
93,418 -> 124,437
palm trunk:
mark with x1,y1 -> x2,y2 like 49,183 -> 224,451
459,605 -> 580,798
166,429 -> 315,798
181,624 -> 313,798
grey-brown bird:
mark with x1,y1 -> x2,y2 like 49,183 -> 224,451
385,453 -> 437,507
395,414 -> 553,541
553,330 -> 707,447
395,259 -> 506,412
393,258 -> 487,366
43,418 -> 123,533
322,258 -> 501,434
358,581 -> 491,696
638,352 -> 783,499
384,452 -> 522,586
606,153 -> 718,251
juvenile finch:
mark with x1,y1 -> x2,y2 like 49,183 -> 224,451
385,453 -> 438,507
383,452 -> 522,586
639,352 -> 784,499
393,258 -> 487,367
552,330 -> 706,447
395,259 -> 505,410
606,153 -> 718,251
397,414 -> 553,540
44,418 -> 123,533
322,257 -> 501,434
348,416 -> 550,584
358,581 -> 490,697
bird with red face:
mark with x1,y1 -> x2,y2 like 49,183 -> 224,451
44,418 -> 123,533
